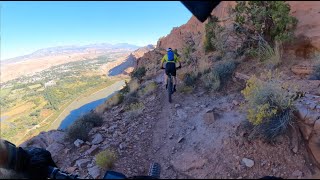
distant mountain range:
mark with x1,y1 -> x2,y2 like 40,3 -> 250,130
1,43 -> 141,65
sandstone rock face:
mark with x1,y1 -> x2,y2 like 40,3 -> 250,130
289,1 -> 320,52
295,94 -> 320,165
156,1 -> 320,58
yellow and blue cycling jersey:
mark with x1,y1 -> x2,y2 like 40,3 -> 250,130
161,53 -> 180,63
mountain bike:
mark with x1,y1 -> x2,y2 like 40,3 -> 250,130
161,66 -> 181,103
47,162 -> 161,179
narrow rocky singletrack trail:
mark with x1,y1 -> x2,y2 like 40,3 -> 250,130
142,84 -> 315,179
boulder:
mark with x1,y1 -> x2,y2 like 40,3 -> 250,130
91,133 -> 104,145
46,130 -> 66,145
75,159 -> 91,169
308,135 -> 320,165
314,119 -> 320,132
291,65 -> 314,75
74,139 -> 84,148
242,158 -> 255,168
66,167 -> 78,174
88,166 -> 101,179
298,123 -> 313,140
85,145 -> 100,156
203,109 -> 216,125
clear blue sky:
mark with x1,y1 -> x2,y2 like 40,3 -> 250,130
1,1 -> 192,60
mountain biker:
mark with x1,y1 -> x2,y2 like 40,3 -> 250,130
160,48 -> 181,93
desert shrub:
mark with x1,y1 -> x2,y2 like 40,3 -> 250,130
128,79 -> 140,94
241,73 -> 297,141
128,102 -> 144,111
124,91 -> 139,106
204,16 -> 222,53
67,120 -> 92,141
182,44 -> 195,65
82,113 -> 103,127
263,41 -> 282,69
197,58 -> 212,76
213,60 -> 237,83
66,112 -> 103,141
95,149 -> 117,170
201,60 -> 237,91
183,73 -> 198,87
201,71 -> 221,91
131,67 -> 146,80
104,93 -> 124,109
231,1 -> 298,59
139,81 -> 157,96
177,85 -> 194,94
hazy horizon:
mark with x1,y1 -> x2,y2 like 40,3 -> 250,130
1,42 -> 146,61
1,1 -> 192,60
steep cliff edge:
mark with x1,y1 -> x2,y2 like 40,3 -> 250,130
16,2 -> 320,179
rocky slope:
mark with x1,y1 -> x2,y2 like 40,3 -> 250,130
14,1 -> 320,179
101,45 -> 156,77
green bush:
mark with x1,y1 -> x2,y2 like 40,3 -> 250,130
204,16 -> 222,53
131,67 -> 146,80
234,1 -> 297,44
241,73 -> 297,141
66,112 -> 103,141
95,149 -> 117,170
232,1 -> 298,59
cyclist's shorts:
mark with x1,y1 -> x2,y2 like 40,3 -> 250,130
165,63 -> 176,76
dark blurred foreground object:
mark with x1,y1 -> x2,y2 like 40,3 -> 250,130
0,139 -> 57,179
181,1 -> 221,22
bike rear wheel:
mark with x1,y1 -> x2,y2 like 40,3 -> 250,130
148,162 -> 161,179
168,76 -> 172,103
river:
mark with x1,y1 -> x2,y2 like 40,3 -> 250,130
49,80 -> 126,130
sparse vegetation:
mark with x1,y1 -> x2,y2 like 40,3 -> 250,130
66,112 -> 103,141
131,66 -> 146,80
241,72 -> 297,141
182,44 -> 194,65
231,1 -> 298,59
0,54 -> 121,144
128,79 -> 140,94
106,93 -> 124,107
139,81 -> 157,97
183,73 -> 198,87
201,60 -> 237,91
95,149 -> 118,170
128,102 -> 144,111
204,16 -> 220,53
177,85 -> 194,94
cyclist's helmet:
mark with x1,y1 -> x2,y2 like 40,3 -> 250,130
167,48 -> 172,52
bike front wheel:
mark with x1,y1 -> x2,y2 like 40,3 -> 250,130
148,162 -> 161,179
